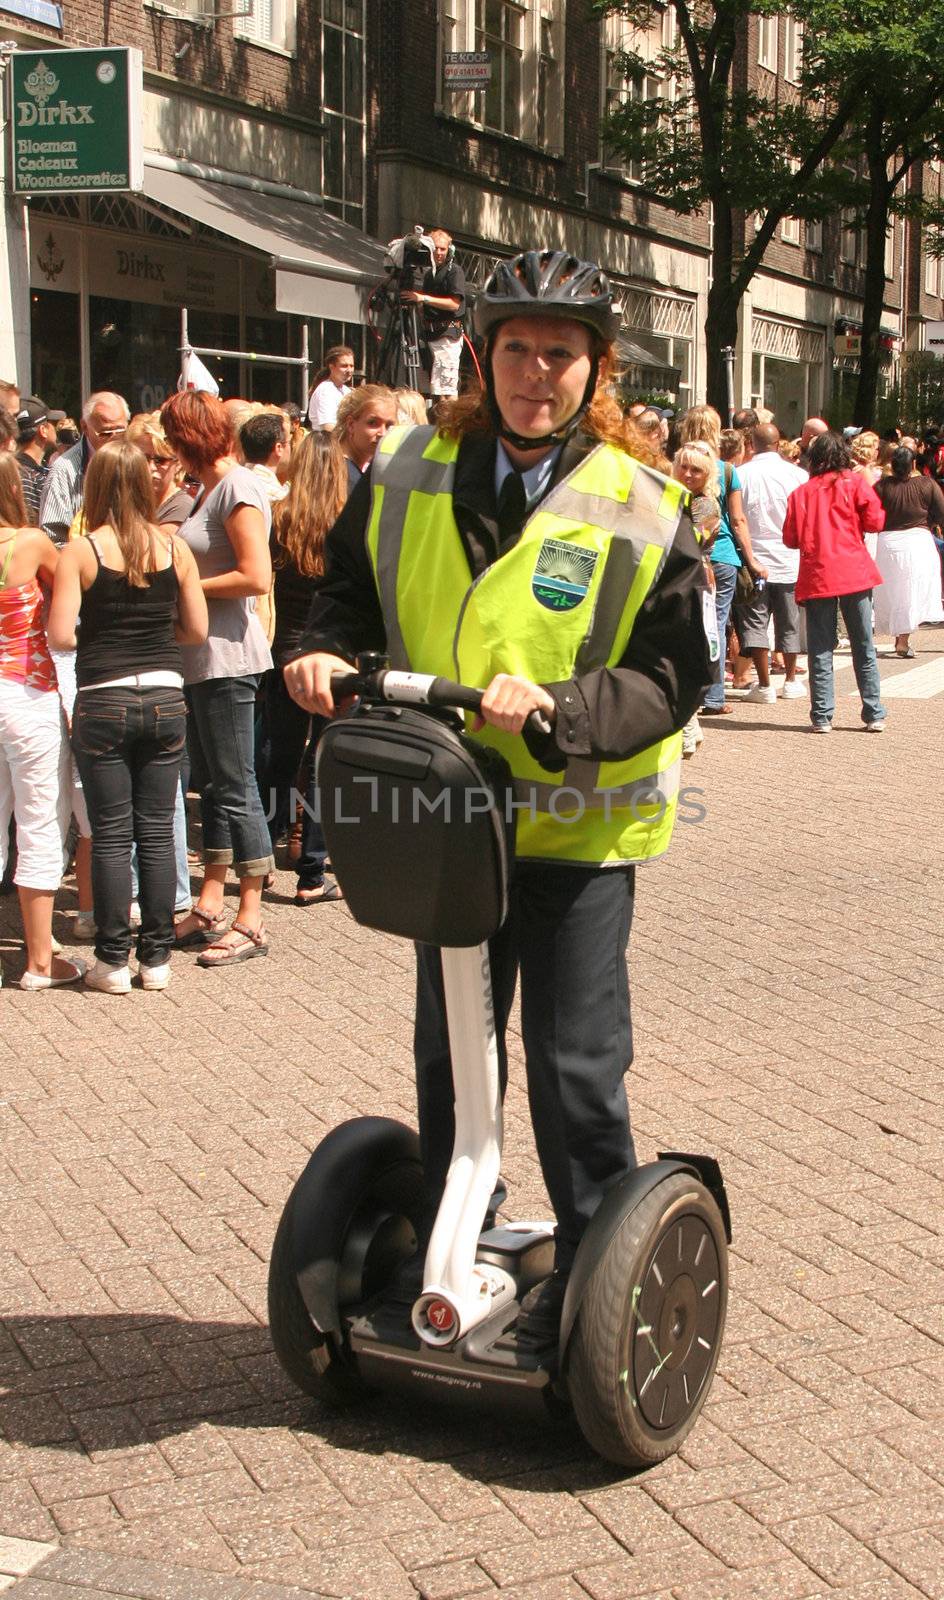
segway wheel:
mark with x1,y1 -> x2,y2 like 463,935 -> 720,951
566,1172 -> 727,1468
267,1119 -> 425,1406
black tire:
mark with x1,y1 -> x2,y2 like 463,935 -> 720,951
267,1123 -> 424,1406
566,1173 -> 727,1468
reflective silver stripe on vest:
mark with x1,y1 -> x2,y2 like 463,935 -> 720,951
539,450 -> 684,675
512,756 -> 682,814
370,427 -> 456,669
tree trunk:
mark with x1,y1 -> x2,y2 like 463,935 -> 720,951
704,207 -> 742,415
854,98 -> 900,429
854,165 -> 894,427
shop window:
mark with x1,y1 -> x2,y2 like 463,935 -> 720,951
322,0 -> 365,227
89,297 -> 241,411
234,0 -> 296,53
440,0 -> 565,152
757,14 -> 777,70
30,289 -> 81,424
601,8 -> 675,183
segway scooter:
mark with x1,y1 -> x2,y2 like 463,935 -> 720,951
268,657 -> 730,1468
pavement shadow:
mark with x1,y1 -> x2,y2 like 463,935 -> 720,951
0,1312 -> 622,1491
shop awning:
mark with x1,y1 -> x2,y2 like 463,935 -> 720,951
141,161 -> 387,323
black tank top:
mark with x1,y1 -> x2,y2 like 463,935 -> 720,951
76,535 -> 183,688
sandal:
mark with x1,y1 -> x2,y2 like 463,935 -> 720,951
700,704 -> 734,716
175,906 -> 228,948
896,646 -> 915,659
294,882 -> 343,907
197,920 -> 269,967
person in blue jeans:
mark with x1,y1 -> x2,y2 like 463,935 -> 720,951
782,431 -> 887,733
672,416 -> 765,714
47,441 -> 208,993
161,392 -> 276,966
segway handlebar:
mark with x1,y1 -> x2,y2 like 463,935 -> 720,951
330,659 -> 553,739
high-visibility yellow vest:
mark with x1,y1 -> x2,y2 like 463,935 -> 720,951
367,424 -> 689,866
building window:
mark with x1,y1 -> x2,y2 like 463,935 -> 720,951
322,0 -> 366,228
234,0 -> 296,53
783,15 -> 802,83
440,1 -> 565,151
538,4 -> 564,152
840,209 -> 860,266
477,0 -> 524,138
601,8 -> 673,182
806,217 -> 822,253
925,234 -> 941,298
757,14 -> 777,71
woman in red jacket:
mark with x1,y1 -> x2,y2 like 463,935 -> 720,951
783,431 -> 887,733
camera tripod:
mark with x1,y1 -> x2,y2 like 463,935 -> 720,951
372,285 -> 426,391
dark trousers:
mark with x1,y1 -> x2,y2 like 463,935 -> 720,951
72,686 -> 186,966
186,674 -> 274,877
414,863 -> 637,1270
255,668 -> 328,889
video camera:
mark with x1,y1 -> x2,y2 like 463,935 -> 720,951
384,225 -> 437,296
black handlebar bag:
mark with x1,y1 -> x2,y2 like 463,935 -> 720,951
315,705 -> 514,947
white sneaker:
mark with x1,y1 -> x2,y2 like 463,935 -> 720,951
811,721 -> 832,733
745,684 -> 777,704
74,911 -> 96,939
781,680 -> 807,700
139,961 -> 171,991
864,720 -> 886,733
85,959 -> 132,995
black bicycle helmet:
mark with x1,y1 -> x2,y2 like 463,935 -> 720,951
474,250 -> 621,451
474,250 -> 621,343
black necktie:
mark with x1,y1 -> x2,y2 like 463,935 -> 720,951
497,469 -> 528,550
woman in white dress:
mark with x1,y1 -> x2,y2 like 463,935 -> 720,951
872,447 -> 944,656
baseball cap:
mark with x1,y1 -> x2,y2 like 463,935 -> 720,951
16,395 -> 66,435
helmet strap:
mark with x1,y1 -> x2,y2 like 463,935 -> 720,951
485,353 -> 601,454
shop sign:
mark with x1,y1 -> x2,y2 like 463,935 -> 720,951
29,225 -> 240,314
925,320 -> 944,353
11,47 -> 143,194
834,331 -> 861,357
91,237 -> 240,313
443,51 -> 491,90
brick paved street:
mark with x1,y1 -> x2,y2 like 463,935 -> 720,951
2,638 -> 944,1600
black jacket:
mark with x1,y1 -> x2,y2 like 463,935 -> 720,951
295,431 -> 713,771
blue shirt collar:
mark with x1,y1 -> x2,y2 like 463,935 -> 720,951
494,440 -> 562,508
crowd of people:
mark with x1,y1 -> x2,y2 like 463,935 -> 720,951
1,347 -> 941,995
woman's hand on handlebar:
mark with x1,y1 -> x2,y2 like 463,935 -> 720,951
283,651 -> 355,717
475,673 -> 556,736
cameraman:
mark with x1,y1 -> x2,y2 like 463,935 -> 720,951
400,228 -> 466,400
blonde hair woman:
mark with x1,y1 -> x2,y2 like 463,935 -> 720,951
126,412 -> 193,532
256,432 -> 349,905
676,407 -> 764,710
48,441 -> 207,993
335,383 -> 398,489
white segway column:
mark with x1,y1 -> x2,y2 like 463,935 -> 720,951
411,942 -> 516,1345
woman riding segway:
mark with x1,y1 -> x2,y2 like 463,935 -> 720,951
284,249 -> 715,1376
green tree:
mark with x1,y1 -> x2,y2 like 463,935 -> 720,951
595,0 -> 861,409
806,14 -> 944,425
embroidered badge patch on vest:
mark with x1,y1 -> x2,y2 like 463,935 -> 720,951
531,539 -> 598,612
